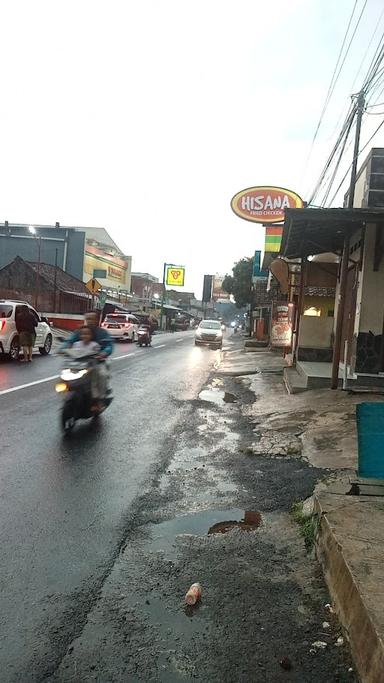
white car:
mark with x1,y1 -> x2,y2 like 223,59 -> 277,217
195,319 -> 223,348
0,299 -> 53,361
101,312 -> 139,342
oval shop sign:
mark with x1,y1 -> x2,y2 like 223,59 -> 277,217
231,186 -> 304,224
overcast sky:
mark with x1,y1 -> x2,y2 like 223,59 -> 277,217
0,0 -> 383,296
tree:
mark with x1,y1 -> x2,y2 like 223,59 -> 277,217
222,257 -> 253,308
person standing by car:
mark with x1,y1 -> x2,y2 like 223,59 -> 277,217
15,305 -> 38,362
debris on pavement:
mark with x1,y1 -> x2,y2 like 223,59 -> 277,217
279,656 -> 292,670
249,430 -> 302,457
322,621 -> 330,629
185,582 -> 202,606
223,391 -> 237,403
208,510 -> 262,534
335,636 -> 344,647
311,641 -> 328,650
325,603 -> 335,613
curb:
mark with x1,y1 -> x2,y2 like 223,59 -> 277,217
314,495 -> 384,683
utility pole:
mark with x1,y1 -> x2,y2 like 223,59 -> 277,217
53,248 -> 58,312
159,262 -> 167,330
331,91 -> 365,389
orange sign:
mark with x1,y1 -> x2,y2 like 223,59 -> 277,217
231,186 -> 303,224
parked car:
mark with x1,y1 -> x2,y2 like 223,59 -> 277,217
101,312 -> 139,342
194,319 -> 223,349
0,299 -> 53,360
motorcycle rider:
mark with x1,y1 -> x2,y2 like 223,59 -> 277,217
59,311 -> 113,397
138,319 -> 152,345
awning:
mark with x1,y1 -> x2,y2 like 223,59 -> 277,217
281,208 -> 384,259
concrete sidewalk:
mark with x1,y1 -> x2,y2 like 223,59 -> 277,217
225,343 -> 384,682
315,491 -> 384,683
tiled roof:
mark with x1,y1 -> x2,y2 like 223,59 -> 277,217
28,262 -> 89,294
304,286 -> 336,297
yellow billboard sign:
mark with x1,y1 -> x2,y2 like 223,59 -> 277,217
166,265 -> 185,287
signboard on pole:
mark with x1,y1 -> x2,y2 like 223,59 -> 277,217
165,265 -> 185,287
212,274 -> 230,301
202,274 -> 213,302
98,291 -> 107,306
85,277 -> 102,294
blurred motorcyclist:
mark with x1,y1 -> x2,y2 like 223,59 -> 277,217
138,320 -> 152,345
60,311 -> 113,396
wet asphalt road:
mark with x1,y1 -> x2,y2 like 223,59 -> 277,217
0,332 -> 357,683
0,330 -> 218,682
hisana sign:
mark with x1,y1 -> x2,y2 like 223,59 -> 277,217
231,186 -> 303,224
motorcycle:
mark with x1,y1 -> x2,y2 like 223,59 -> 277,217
137,327 -> 151,347
55,349 -> 113,433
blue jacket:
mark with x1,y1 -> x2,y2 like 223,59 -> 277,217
61,327 -> 113,356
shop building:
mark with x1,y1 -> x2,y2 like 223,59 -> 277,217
0,222 -> 85,280
280,206 -> 384,391
82,228 -> 132,294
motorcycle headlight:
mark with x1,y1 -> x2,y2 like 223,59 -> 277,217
61,368 -> 89,381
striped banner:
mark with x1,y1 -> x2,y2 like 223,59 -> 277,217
264,226 -> 283,253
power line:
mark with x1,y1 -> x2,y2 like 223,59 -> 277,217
351,5 -> 384,92
303,0 -> 360,171
321,112 -> 355,206
308,103 -> 356,205
327,116 -> 384,206
329,9 -> 384,143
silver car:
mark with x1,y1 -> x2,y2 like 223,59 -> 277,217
195,319 -> 223,348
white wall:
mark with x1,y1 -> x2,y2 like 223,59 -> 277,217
358,224 -> 384,334
299,317 -> 333,348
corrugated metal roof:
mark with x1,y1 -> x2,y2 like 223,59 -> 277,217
281,208 -> 384,259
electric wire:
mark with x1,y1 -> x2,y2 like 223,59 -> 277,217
308,103 -> 356,205
320,112 -> 356,206
329,7 -> 384,143
326,116 -> 384,206
303,0 -> 361,174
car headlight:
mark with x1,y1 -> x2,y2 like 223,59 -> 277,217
61,368 -> 89,381
216,331 -> 223,338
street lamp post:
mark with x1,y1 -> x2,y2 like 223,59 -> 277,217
29,226 -> 41,309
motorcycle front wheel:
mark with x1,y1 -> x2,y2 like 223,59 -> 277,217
61,401 -> 76,433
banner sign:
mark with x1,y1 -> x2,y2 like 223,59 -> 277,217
202,274 -> 213,302
264,226 -> 283,253
212,274 -> 230,301
271,303 -> 293,348
166,265 -> 185,287
252,250 -> 268,282
231,186 -> 303,224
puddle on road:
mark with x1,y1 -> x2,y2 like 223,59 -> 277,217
148,508 -> 262,560
198,388 -> 225,404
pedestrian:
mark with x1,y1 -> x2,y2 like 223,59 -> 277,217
15,305 -> 38,363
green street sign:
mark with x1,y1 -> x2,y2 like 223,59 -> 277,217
99,292 -> 107,306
